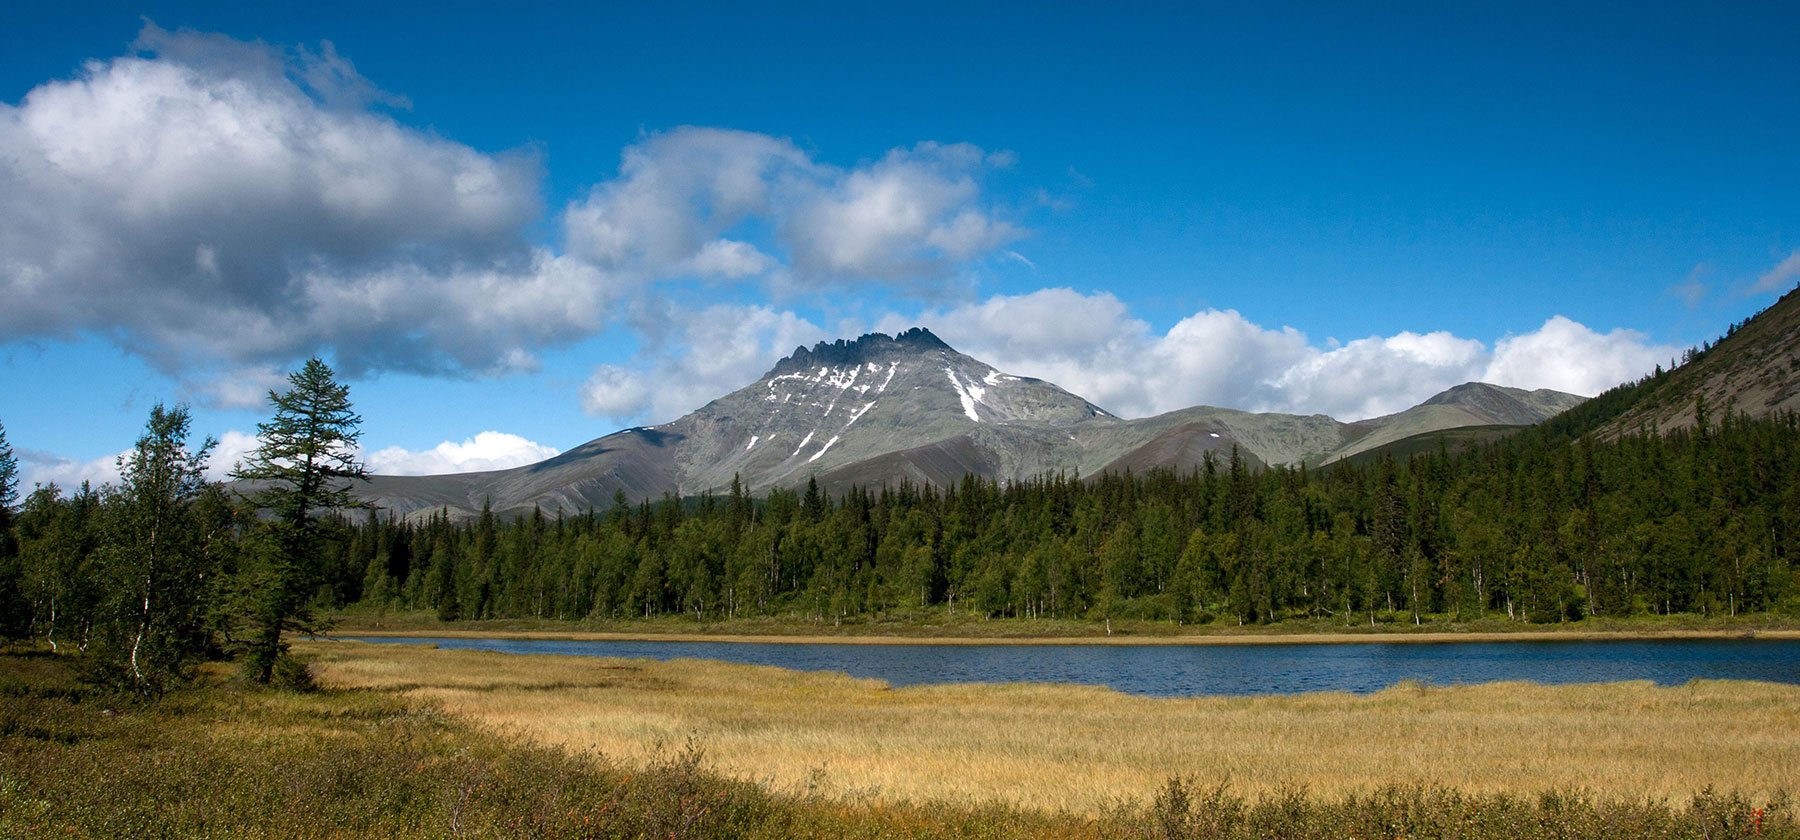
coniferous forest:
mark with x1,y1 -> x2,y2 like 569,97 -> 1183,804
326,408 -> 1800,626
6,394 -> 1795,655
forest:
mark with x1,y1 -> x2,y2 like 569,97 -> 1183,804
0,359 -> 363,695
337,405 -> 1800,627
5,383 -> 1796,660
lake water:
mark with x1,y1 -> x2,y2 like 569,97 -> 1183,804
342,635 -> 1800,697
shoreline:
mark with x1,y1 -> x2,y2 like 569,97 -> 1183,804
329,627 -> 1800,646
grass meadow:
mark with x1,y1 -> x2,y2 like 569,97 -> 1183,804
304,640 -> 1800,813
2,641 -> 1794,838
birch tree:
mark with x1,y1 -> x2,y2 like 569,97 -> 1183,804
95,404 -> 216,696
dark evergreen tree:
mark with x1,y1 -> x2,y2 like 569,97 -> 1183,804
0,419 -> 26,641
230,358 -> 368,685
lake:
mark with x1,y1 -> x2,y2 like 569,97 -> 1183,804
342,635 -> 1800,697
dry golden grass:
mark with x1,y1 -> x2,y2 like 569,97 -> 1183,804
302,640 -> 1800,814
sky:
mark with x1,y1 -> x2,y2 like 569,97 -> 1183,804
3,1 -> 1797,490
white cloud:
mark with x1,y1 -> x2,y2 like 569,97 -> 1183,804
580,365 -> 655,419
1272,330 -> 1488,419
18,448 -> 125,492
562,129 -> 1019,295
562,128 -> 805,278
1,24 -> 564,383
781,142 -> 1019,286
208,429 -> 264,481
685,239 -> 776,279
582,304 -> 828,423
364,431 -> 560,475
892,289 -> 1675,421
1482,316 -> 1671,397
1751,251 -> 1800,295
2,31 -> 1018,401
186,367 -> 290,411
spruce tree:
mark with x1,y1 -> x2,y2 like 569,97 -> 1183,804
0,418 -> 17,513
231,358 -> 368,685
0,419 -> 26,641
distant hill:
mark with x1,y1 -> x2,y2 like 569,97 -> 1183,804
357,329 -> 1585,519
1333,425 -> 1526,468
1320,383 -> 1585,466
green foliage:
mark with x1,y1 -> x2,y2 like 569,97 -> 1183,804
0,418 -> 17,514
229,358 -> 368,684
13,484 -> 102,650
0,419 -> 25,642
329,411 -> 1799,630
85,404 -> 220,697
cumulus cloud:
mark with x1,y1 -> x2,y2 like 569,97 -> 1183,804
364,431 -> 561,475
19,423 -> 248,490
208,429 -> 264,480
2,30 -> 1019,400
1271,330 -> 1488,420
1751,251 -> 1800,295
0,25 -> 597,383
1482,316 -> 1670,397
582,304 -> 828,423
562,129 -> 1019,294
580,366 -> 656,419
780,143 -> 1019,286
18,448 -> 125,492
884,289 -> 1675,421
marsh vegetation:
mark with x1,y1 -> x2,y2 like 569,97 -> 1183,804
3,646 -> 1795,838
306,640 -> 1800,812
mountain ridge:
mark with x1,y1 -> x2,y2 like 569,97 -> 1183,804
357,329 -> 1585,519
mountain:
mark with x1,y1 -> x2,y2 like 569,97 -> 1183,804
1584,284 -> 1800,437
358,329 -> 1583,519
1318,383 -> 1587,465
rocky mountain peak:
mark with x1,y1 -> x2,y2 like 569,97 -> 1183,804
771,327 -> 951,376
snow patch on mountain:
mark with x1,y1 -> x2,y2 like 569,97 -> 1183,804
944,368 -> 982,422
808,435 -> 841,463
846,401 -> 877,427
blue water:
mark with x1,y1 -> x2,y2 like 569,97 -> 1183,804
341,635 -> 1800,697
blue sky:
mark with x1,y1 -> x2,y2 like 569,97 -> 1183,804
3,1 -> 1797,487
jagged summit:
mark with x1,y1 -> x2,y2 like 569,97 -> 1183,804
771,327 -> 951,375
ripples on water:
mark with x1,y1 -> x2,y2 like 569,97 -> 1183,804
343,636 -> 1800,697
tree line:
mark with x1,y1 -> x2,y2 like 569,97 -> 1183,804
4,373 -> 1798,686
321,405 -> 1795,628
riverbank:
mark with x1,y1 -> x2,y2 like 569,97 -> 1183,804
330,609 -> 1800,645
304,639 -> 1800,812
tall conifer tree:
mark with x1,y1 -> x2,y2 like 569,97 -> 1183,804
231,358 -> 367,684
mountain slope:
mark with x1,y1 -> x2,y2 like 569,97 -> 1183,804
1591,284 -> 1800,437
356,329 -> 1586,519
